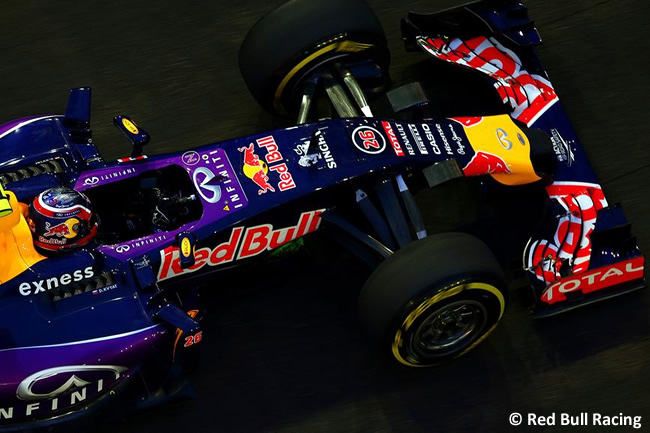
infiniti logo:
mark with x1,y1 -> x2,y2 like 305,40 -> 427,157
16,365 -> 128,401
115,244 -> 130,253
83,177 -> 99,186
495,128 -> 513,150
192,167 -> 222,203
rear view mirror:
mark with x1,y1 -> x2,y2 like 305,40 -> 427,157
113,115 -> 150,157
176,231 -> 197,269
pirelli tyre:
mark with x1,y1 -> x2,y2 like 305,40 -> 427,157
239,0 -> 390,115
358,232 -> 508,367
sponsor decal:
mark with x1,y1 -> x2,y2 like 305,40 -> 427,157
43,218 -> 79,239
407,124 -> 429,155
121,118 -> 139,134
447,123 -> 466,155
113,234 -> 169,255
115,245 -> 130,253
420,123 -> 445,155
541,257 -> 645,304
422,36 -> 558,126
78,167 -> 137,187
19,266 -> 94,296
158,210 -> 324,281
294,131 -> 337,169
195,148 -> 246,212
0,365 -> 127,421
351,126 -> 386,154
462,151 -> 510,176
83,177 -> 99,186
295,143 -> 319,167
528,182 -> 608,282
496,128 -> 513,150
549,128 -> 575,166
181,151 -> 200,166
239,136 -> 296,194
92,284 -> 118,295
454,114 -> 540,186
434,123 -> 466,156
312,131 -> 337,168
380,121 -> 405,157
180,237 -> 192,258
394,123 -> 415,156
192,167 -> 222,204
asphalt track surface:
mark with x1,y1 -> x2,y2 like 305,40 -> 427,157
2,1 -> 650,432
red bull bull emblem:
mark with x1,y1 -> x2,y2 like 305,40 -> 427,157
43,218 -> 79,239
462,151 -> 511,176
238,135 -> 296,195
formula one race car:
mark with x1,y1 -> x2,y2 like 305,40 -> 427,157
0,0 -> 645,430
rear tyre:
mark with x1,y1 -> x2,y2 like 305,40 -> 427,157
358,232 -> 508,367
239,0 -> 390,115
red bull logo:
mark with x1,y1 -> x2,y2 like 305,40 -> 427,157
239,143 -> 275,194
43,218 -> 79,239
157,210 -> 323,281
238,136 -> 296,195
462,151 -> 511,177
527,182 -> 609,283
422,37 -> 558,126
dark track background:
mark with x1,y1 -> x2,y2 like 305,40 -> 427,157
2,1 -> 649,432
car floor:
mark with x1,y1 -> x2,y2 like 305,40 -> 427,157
1,0 -> 649,432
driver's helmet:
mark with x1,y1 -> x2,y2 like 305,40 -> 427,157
26,187 -> 98,252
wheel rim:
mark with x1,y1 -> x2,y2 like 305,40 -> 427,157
413,300 -> 487,356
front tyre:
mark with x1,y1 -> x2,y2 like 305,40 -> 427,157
239,0 -> 389,115
358,233 -> 507,367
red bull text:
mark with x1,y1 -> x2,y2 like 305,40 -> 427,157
239,135 -> 296,195
157,210 -> 323,281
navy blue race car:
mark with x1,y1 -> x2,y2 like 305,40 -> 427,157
0,0 -> 645,430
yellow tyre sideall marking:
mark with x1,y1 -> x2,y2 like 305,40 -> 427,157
392,282 -> 505,367
462,114 -> 541,186
273,40 -> 373,112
